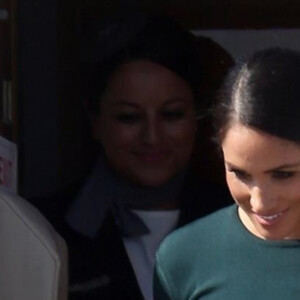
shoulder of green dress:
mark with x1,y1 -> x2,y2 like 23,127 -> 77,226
154,205 -> 236,300
157,204 -> 234,259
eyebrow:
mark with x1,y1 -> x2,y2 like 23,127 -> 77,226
111,101 -> 140,109
265,162 -> 300,172
163,97 -> 187,106
225,161 -> 300,173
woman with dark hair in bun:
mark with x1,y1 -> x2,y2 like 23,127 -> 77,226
35,12 -> 232,300
154,48 -> 300,300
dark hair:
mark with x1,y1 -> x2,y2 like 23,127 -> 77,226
214,47 -> 300,143
81,12 -> 203,115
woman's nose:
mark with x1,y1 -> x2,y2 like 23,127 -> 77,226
142,119 -> 162,145
249,185 -> 276,213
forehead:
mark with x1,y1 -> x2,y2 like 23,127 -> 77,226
222,122 -> 300,170
101,60 -> 194,107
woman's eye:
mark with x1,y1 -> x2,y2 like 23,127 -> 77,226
272,171 -> 294,180
162,110 -> 185,121
115,114 -> 141,124
229,169 -> 250,181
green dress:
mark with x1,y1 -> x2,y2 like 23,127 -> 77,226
154,205 -> 300,300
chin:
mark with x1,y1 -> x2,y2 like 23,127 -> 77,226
131,173 -> 175,188
135,179 -> 170,188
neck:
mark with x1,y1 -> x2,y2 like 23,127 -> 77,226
112,168 -> 187,211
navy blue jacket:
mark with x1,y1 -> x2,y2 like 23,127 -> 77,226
31,173 -> 231,300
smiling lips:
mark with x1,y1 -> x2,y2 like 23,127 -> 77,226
253,208 -> 289,225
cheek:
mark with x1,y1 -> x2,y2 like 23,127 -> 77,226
166,119 -> 196,144
282,182 -> 300,204
226,174 -> 249,205
99,125 -> 138,170
99,120 -> 139,149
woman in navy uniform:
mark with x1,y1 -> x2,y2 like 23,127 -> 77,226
35,12 -> 232,300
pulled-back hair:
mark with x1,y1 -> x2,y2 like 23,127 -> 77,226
81,12 -> 203,115
214,47 -> 300,143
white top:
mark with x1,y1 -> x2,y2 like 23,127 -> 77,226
123,209 -> 180,300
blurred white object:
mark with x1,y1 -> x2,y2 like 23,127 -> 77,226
0,189 -> 68,300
